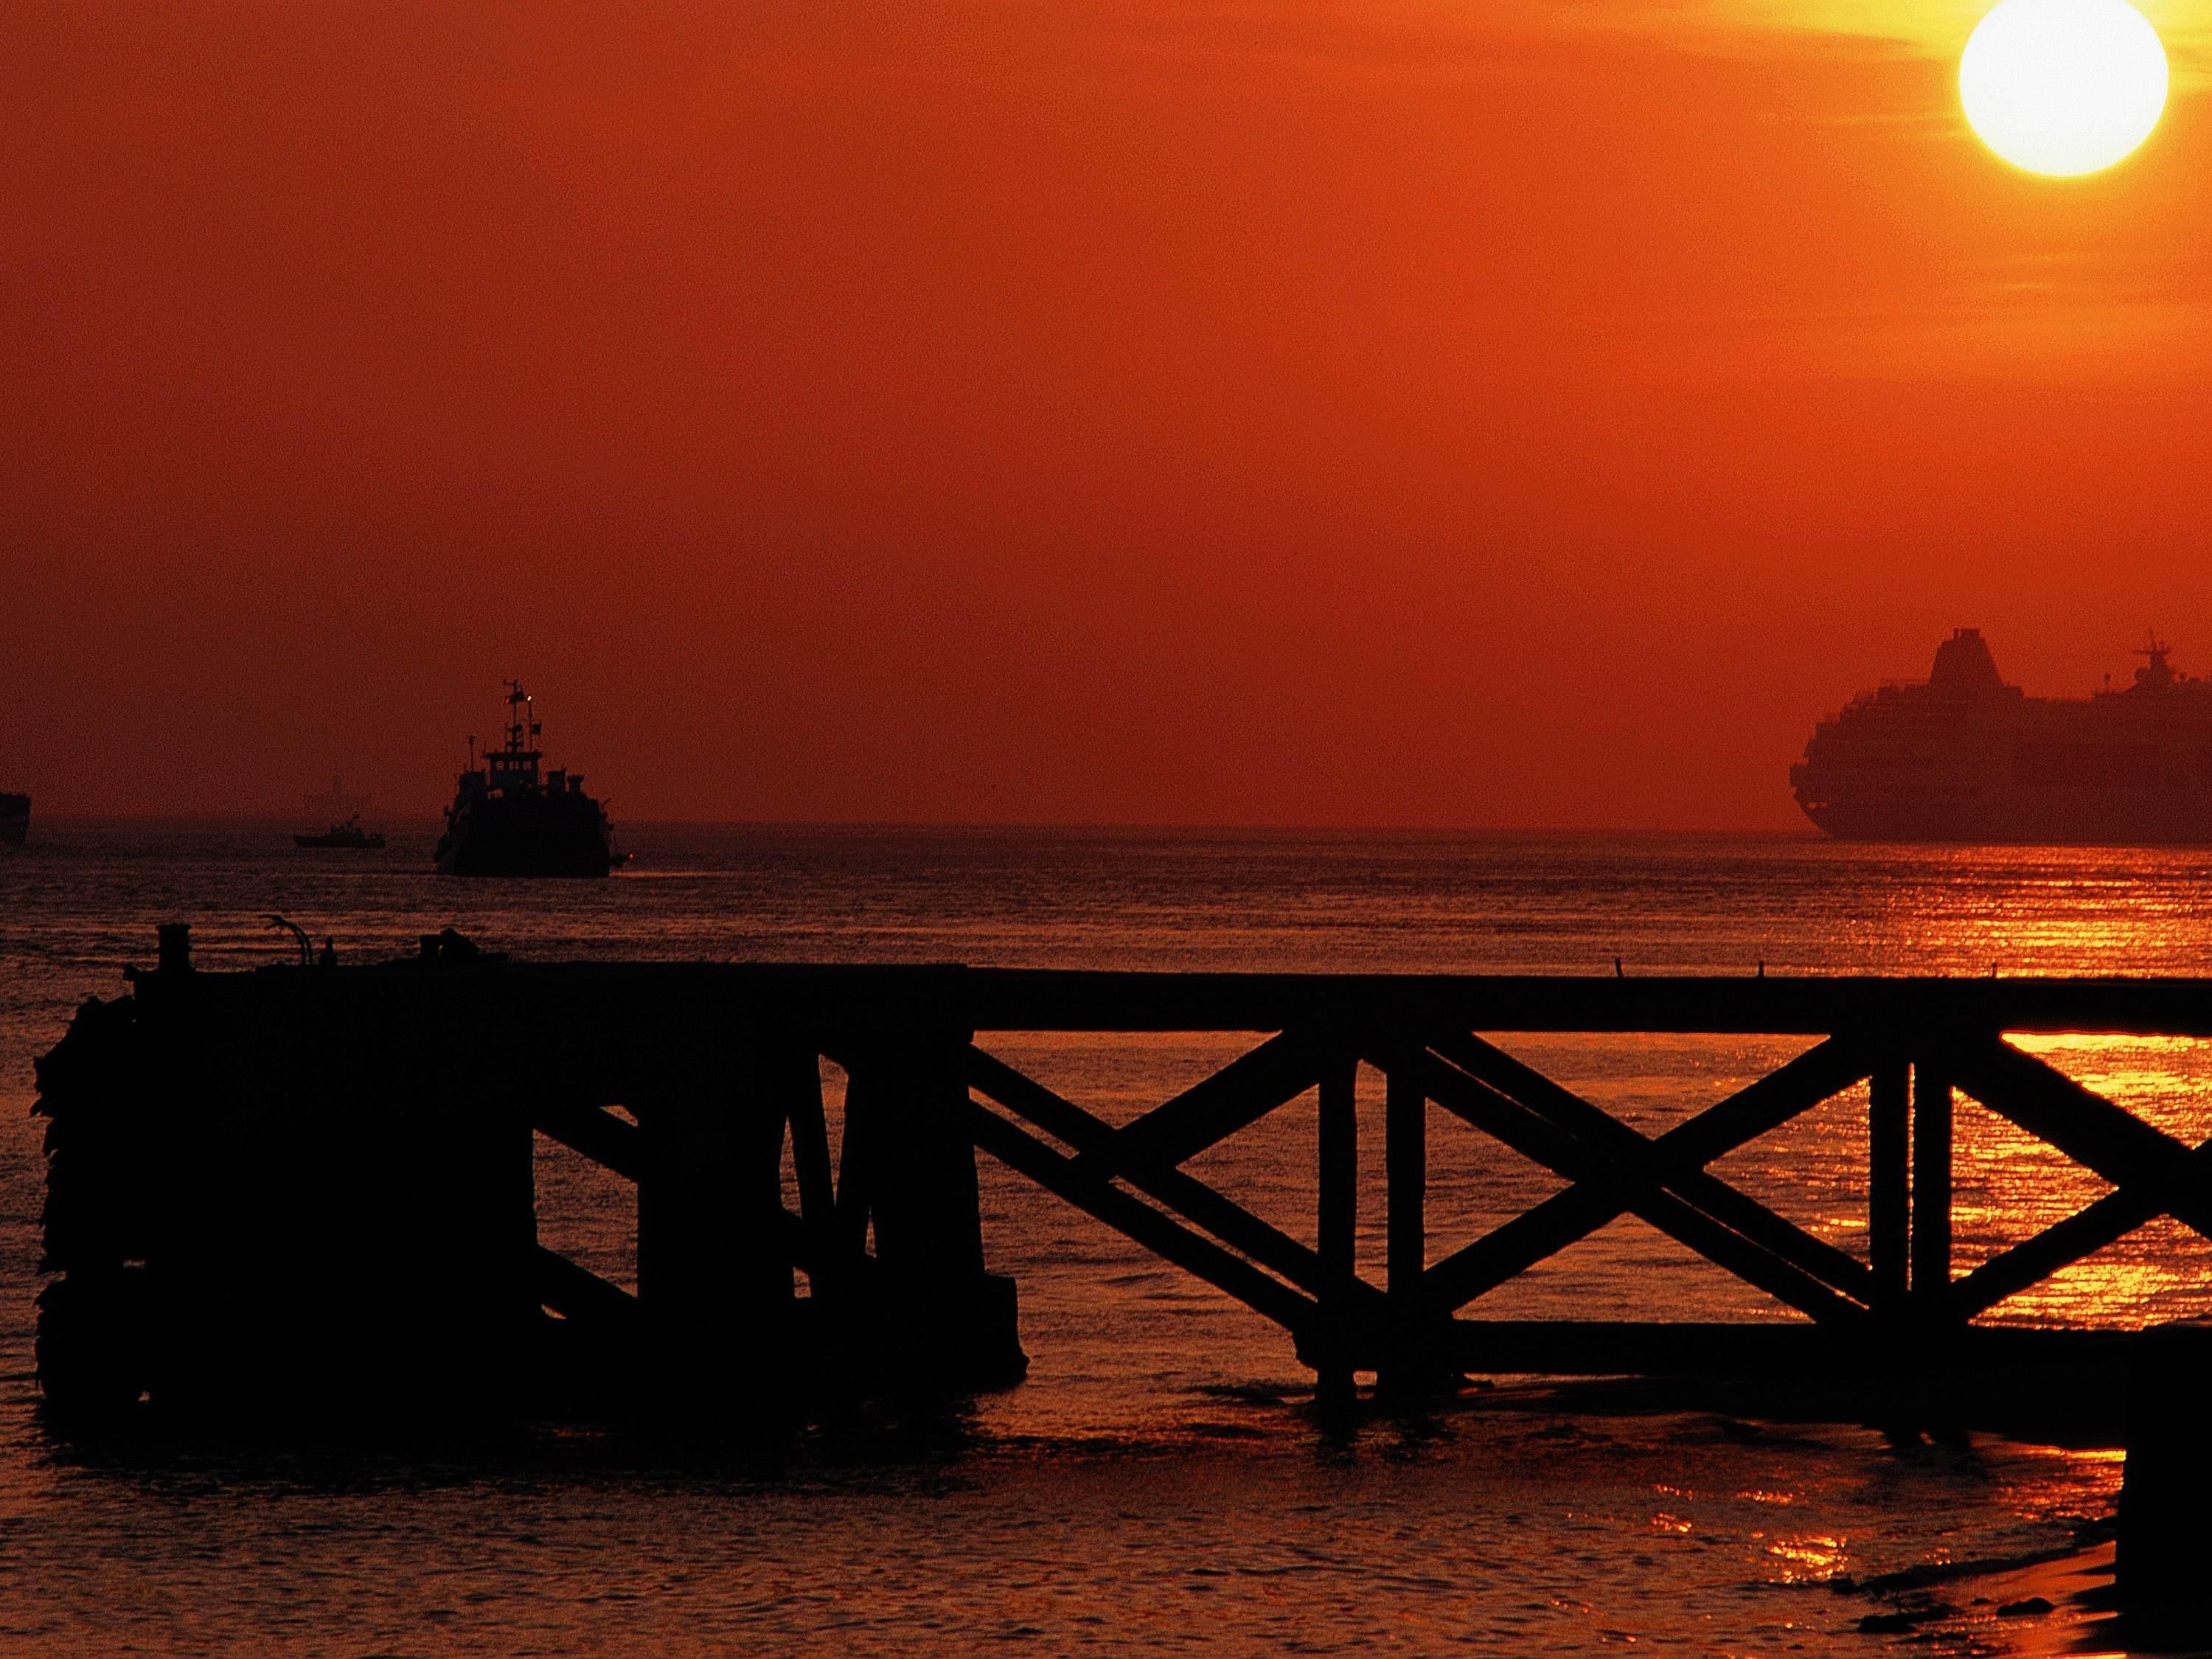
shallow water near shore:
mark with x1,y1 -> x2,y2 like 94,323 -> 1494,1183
4,821 -> 2210,1653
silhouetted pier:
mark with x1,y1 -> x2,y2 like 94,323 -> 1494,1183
33,927 -> 2212,1433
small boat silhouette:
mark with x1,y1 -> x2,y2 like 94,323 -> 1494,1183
293,814 -> 386,850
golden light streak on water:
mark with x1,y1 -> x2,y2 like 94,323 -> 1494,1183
1761,1533 -> 1851,1583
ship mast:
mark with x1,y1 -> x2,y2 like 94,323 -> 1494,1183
490,680 -> 544,790
2132,631 -> 2175,692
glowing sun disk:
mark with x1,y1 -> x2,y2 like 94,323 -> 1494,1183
1959,0 -> 2168,176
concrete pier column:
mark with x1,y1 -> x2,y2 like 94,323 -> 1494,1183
2116,1319 -> 2212,1621
840,1034 -> 1026,1390
634,1045 -> 795,1400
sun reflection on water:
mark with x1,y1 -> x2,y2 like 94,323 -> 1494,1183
1759,1534 -> 1850,1585
1969,1034 -> 2212,1328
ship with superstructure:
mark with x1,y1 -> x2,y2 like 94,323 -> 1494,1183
0,793 -> 27,846
435,682 -> 619,877
1792,629 -> 2212,843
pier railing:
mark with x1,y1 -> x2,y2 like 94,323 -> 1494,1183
32,936 -> 2212,1419
952,971 -> 2212,1394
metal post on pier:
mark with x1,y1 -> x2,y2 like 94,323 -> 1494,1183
1382,1054 -> 1430,1396
1315,1054 -> 1359,1410
1912,1061 -> 1954,1323
1868,1059 -> 1910,1312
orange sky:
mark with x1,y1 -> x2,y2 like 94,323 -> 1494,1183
4,1 -> 2210,825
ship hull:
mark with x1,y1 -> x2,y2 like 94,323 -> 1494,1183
436,791 -> 613,877
0,794 -> 27,846
1799,790 -> 2212,845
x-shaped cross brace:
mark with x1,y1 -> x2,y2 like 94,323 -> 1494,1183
1395,1033 -> 1879,1328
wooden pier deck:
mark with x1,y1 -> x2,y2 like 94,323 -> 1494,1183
31,925 -> 2212,1425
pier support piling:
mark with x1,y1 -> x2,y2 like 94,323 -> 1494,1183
2117,1320 -> 2212,1626
835,1037 -> 1025,1390
634,1051 -> 795,1402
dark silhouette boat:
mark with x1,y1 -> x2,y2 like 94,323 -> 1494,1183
293,815 -> 386,850
436,681 -> 619,877
0,792 -> 27,846
1792,629 -> 2212,843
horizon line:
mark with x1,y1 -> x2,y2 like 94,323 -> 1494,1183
18,813 -> 1825,838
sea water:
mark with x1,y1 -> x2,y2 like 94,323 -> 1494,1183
4,822 -> 2209,1655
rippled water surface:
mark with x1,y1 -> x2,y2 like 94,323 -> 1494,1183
4,821 -> 2211,1654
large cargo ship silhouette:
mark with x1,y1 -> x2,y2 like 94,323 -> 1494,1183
436,682 -> 619,877
1792,629 -> 2212,843
0,793 -> 27,846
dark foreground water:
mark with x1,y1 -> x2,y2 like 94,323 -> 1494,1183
5,821 -> 2211,1655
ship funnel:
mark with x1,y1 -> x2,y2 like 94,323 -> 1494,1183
1930,627 -> 2004,695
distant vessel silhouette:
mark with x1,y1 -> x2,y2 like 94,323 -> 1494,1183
0,793 -> 26,846
293,815 -> 386,850
1792,628 -> 2212,843
436,682 -> 619,877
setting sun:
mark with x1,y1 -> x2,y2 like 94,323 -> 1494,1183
1961,0 -> 2168,175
